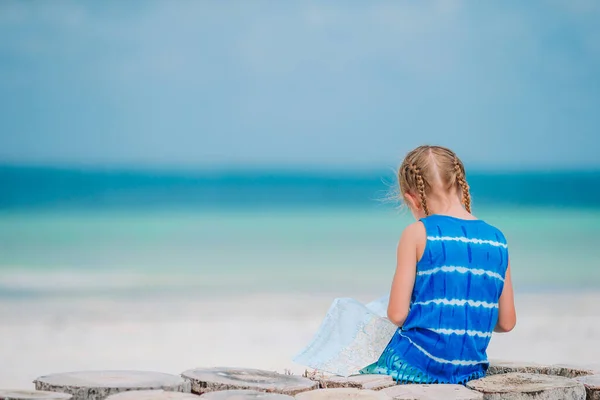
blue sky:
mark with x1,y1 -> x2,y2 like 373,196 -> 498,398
0,0 -> 599,170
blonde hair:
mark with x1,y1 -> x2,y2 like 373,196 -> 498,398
398,145 -> 471,216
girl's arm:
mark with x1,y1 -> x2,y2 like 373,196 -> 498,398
495,262 -> 516,332
387,222 -> 422,327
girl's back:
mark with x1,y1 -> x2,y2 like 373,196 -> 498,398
391,215 -> 509,383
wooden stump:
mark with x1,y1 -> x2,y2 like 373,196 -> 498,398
381,384 -> 482,399
34,371 -> 190,400
487,360 -> 598,379
106,391 -> 200,400
486,361 -> 555,376
0,390 -> 72,400
295,388 -> 389,400
466,372 -> 586,400
550,364 -> 599,378
198,390 -> 294,399
574,374 -> 600,400
315,375 -> 395,390
180,368 -> 317,396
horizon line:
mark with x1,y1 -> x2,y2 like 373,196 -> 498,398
1,162 -> 600,176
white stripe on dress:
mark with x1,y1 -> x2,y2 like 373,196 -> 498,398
398,332 -> 488,366
428,328 -> 493,338
427,236 -> 508,249
417,265 -> 504,282
413,298 -> 498,309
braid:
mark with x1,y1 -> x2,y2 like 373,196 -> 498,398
454,158 -> 472,213
409,164 -> 429,216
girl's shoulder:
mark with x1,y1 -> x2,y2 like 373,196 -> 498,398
401,220 -> 427,240
398,221 -> 428,259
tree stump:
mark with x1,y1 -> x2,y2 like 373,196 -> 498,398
486,361 -> 554,376
180,368 -> 317,396
106,391 -> 200,400
487,360 -> 598,378
466,372 -> 586,400
0,390 -> 72,400
550,364 -> 598,378
198,390 -> 294,399
315,375 -> 395,390
381,384 -> 483,399
574,374 -> 600,400
295,388 -> 389,400
34,371 -> 190,400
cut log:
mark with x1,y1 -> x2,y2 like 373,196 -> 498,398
295,388 -> 389,400
550,364 -> 599,378
316,375 -> 395,390
0,390 -> 72,400
34,371 -> 190,400
180,368 -> 317,396
198,390 -> 294,399
486,361 -> 554,376
381,384 -> 483,399
466,372 -> 586,400
487,360 -> 598,378
574,374 -> 600,400
106,391 -> 200,400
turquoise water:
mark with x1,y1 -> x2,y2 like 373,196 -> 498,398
1,167 -> 599,298
1,206 -> 599,298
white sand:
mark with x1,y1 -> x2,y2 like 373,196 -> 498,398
1,291 -> 599,389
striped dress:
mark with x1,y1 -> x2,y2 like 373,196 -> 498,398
361,214 -> 509,384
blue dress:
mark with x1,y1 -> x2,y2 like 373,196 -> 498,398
361,215 -> 509,384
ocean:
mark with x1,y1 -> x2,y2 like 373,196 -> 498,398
1,166 -> 599,299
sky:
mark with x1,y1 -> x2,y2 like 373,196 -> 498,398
0,0 -> 599,170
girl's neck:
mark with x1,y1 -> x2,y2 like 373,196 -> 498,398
426,193 -> 474,219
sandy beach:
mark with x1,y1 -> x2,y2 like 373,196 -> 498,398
2,291 -> 599,389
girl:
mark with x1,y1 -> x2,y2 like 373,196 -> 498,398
360,145 -> 516,384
